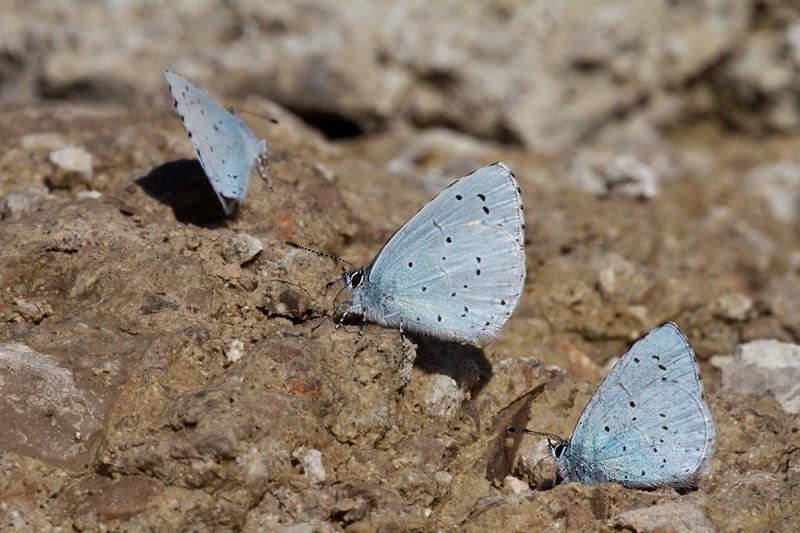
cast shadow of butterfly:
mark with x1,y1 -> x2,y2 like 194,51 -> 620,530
136,159 -> 230,224
413,336 -> 493,396
332,309 -> 492,396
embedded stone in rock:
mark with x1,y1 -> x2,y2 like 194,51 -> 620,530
223,233 -> 264,265
0,186 -> 53,221
11,298 -> 53,324
611,502 -> 715,533
0,343 -> 108,470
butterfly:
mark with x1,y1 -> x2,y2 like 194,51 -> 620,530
290,162 -> 526,344
165,71 -> 268,216
509,322 -> 715,489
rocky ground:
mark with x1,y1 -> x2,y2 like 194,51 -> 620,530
1,1 -> 800,532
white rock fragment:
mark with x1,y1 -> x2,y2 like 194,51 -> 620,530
423,374 -> 464,422
503,475 -> 530,494
293,447 -> 326,486
787,21 -> 800,67
713,292 -> 754,321
76,190 -> 102,199
48,145 -> 94,189
721,339 -> 800,413
569,156 -> 606,195
226,339 -> 245,364
21,132 -> 68,151
709,354 -> 734,370
603,155 -> 659,199
49,146 -> 93,175
0,186 -> 53,221
746,160 -> 800,222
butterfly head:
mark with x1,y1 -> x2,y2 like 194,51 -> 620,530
507,428 -> 568,460
548,437 -> 570,461
507,428 -> 571,486
342,268 -> 366,292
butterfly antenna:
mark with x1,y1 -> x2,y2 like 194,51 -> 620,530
310,315 -> 330,333
506,428 -> 566,443
238,109 -> 280,124
285,241 -> 358,270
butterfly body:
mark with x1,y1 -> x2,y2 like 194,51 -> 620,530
343,162 -> 526,343
551,322 -> 715,489
165,71 -> 268,215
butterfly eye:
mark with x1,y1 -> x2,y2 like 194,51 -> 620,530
348,270 -> 364,289
550,441 -> 567,459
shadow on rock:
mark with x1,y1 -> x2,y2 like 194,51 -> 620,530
135,159 -> 228,224
412,336 -> 493,396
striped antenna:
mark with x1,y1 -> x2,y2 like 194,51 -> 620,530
506,428 -> 566,443
285,241 -> 358,270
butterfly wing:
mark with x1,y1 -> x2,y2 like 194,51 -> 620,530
357,162 -> 525,342
564,322 -> 715,489
165,71 -> 267,215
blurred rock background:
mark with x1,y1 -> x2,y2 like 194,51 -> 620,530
1,1 -> 799,531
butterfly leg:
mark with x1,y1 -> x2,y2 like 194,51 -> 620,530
257,149 -> 272,189
398,320 -> 408,357
380,310 -> 408,356
332,301 -> 353,331
355,318 -> 365,344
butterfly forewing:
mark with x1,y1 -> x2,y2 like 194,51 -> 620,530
165,71 -> 267,214
362,163 -> 525,342
565,322 -> 715,488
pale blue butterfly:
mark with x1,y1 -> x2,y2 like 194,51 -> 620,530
289,162 -> 526,343
510,322 -> 715,489
165,71 -> 268,216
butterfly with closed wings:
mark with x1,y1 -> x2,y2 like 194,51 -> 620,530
165,71 -> 268,216
509,322 -> 716,490
290,162 -> 526,344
